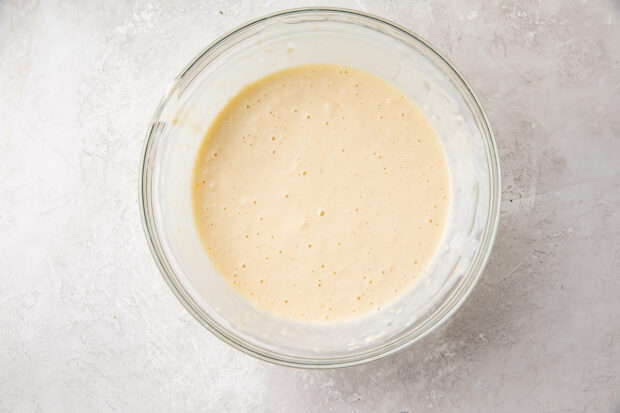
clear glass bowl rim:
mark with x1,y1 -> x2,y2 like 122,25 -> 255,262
139,7 -> 501,368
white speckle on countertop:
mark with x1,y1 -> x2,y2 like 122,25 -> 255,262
1,0 -> 619,411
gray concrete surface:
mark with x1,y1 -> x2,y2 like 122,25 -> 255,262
1,1 -> 619,411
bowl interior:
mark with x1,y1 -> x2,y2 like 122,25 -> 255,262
141,9 -> 499,367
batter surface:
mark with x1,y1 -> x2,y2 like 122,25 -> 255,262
192,64 -> 450,322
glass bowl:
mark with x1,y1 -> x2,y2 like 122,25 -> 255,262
139,8 -> 500,368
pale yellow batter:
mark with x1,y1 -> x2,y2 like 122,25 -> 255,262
192,64 -> 450,322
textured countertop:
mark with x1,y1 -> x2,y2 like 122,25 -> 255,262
1,1 -> 619,411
